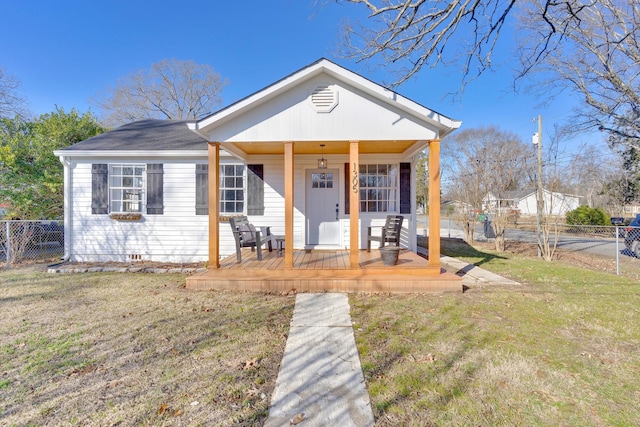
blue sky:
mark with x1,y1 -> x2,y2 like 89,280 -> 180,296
0,0 -> 604,152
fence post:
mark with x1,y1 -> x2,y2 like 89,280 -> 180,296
5,221 -> 10,269
615,226 -> 620,276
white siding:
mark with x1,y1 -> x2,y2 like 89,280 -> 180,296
517,191 -> 580,216
66,151 -> 416,263
70,160 -> 210,263
208,75 -> 439,143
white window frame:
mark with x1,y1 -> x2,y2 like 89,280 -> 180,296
359,164 -> 398,213
219,164 -> 245,214
109,164 -> 146,213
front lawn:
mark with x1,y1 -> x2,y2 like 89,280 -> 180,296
0,268 -> 294,426
351,239 -> 640,426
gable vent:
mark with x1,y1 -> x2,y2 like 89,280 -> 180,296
310,85 -> 338,113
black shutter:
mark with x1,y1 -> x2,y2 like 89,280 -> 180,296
146,164 -> 164,215
91,164 -> 109,214
247,164 -> 264,215
344,163 -> 350,215
399,162 -> 411,214
195,164 -> 208,215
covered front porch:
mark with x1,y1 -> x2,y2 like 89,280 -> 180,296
185,59 -> 462,293
186,247 -> 462,293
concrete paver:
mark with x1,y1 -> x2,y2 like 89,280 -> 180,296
265,293 -> 374,427
440,255 -> 522,286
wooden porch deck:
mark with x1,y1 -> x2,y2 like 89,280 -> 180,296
186,248 -> 462,293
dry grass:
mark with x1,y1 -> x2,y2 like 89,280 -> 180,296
352,238 -> 640,426
0,266 -> 294,426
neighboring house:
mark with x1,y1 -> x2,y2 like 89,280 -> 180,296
482,191 -> 521,213
483,189 -> 580,216
54,58 -> 460,267
623,203 -> 640,216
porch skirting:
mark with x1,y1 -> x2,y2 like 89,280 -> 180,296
186,249 -> 462,293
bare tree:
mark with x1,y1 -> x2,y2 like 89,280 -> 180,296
517,0 -> 640,146
443,126 -> 532,251
335,0 -> 520,89
530,128 -> 565,261
95,59 -> 228,127
335,1 -> 639,145
415,151 -> 429,213
0,66 -> 28,119
566,144 -> 615,208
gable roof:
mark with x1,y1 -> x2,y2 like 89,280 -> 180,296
60,119 -> 207,152
55,59 -> 460,160
189,58 -> 461,152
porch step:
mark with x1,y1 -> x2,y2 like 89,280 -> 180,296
186,272 -> 461,293
186,249 -> 461,293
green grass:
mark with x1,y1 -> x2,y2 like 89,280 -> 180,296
351,239 -> 640,426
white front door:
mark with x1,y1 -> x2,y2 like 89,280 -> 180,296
305,169 -> 340,246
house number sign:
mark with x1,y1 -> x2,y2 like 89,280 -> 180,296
352,163 -> 358,193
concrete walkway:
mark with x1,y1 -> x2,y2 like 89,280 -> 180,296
265,293 -> 374,427
415,246 -> 522,287
440,255 -> 522,286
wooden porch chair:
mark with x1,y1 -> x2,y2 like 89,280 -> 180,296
229,216 -> 273,262
367,215 -> 404,252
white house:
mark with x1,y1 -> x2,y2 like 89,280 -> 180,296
54,59 -> 461,274
516,189 -> 580,216
483,189 -> 580,216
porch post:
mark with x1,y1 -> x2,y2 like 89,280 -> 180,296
284,141 -> 294,269
208,142 -> 220,268
428,139 -> 441,269
349,141 -> 360,268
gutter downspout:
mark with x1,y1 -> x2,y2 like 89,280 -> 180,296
59,155 -> 72,262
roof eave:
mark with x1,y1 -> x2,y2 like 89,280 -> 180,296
53,150 -> 211,158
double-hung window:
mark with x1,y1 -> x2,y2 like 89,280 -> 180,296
359,164 -> 398,213
195,163 -> 264,216
109,164 -> 146,213
220,164 -> 245,214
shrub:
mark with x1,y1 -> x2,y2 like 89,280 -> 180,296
566,206 -> 609,225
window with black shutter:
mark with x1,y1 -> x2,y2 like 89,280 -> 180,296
344,163 -> 408,213
195,163 -> 264,216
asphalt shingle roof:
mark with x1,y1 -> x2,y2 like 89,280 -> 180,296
61,119 -> 207,151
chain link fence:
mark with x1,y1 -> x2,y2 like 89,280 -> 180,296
534,223 -> 630,239
421,216 -> 640,275
0,220 -> 64,269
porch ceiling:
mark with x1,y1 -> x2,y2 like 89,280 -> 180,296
224,140 -> 420,155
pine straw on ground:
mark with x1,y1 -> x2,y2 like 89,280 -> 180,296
0,267 -> 294,426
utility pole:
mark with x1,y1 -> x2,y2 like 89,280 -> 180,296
533,115 -> 544,258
